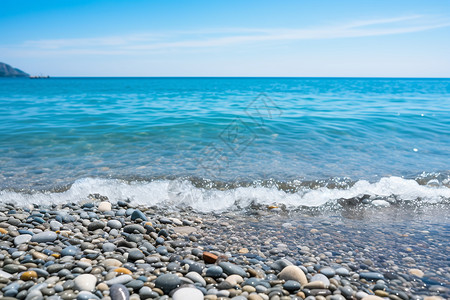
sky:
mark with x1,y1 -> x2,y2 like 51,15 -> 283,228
1,0 -> 450,77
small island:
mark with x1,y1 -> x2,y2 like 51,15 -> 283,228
0,62 -> 30,78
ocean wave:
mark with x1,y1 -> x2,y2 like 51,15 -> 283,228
1,175 -> 449,212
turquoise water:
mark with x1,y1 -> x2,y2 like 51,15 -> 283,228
0,77 -> 449,209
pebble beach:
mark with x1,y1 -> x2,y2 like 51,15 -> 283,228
1,196 -> 448,300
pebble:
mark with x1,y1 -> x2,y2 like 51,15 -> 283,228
74,274 -> 97,291
186,271 -> 207,286
172,287 -> 204,300
408,268 -> 424,277
110,284 -> 130,300
61,245 -> 79,256
98,201 -> 112,212
103,242 -> 117,252
20,270 -> 38,280
88,220 -> 105,231
206,266 -> 223,278
319,267 -> 336,277
360,272 -> 384,281
77,291 -> 100,300
278,265 -> 308,285
128,249 -> 145,261
131,210 -> 147,221
310,273 -> 330,286
30,231 -> 57,243
219,261 -> 247,277
107,219 -> 123,229
154,273 -> 181,294
106,275 -> 133,286
283,280 -> 301,291
14,234 -> 32,245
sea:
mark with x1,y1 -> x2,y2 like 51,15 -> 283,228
0,77 -> 449,212
1,77 -> 449,293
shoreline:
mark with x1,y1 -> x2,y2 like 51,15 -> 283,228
0,197 -> 448,299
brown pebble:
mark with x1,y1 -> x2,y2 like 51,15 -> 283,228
375,290 -> 389,297
20,271 -> 38,281
203,251 -> 218,263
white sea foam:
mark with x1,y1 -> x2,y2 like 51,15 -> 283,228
0,176 -> 449,212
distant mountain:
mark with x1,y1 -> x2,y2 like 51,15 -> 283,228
0,62 -> 30,77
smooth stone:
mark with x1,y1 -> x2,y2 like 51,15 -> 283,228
0,269 -> 13,278
278,265 -> 308,285
60,290 -> 77,299
107,220 -> 122,229
336,267 -> 349,276
172,287 -> 203,300
205,266 -> 223,278
310,273 -> 330,286
219,262 -> 247,277
123,224 -> 145,234
226,274 -> 244,285
3,264 -> 26,274
283,280 -> 301,291
103,258 -> 123,267
125,279 -> 144,290
154,273 -> 181,294
131,210 -> 147,221
74,274 -> 97,291
14,234 -> 32,245
356,292 -> 369,299
408,268 -> 424,277
20,270 -> 38,280
4,289 -> 18,297
49,220 -> 63,231
128,249 -> 145,261
31,231 -> 57,243
103,243 -> 117,252
61,246 -> 79,257
303,281 -> 328,289
87,221 -> 105,231
98,201 -> 112,212
186,272 -> 207,286
139,286 -> 158,299
77,291 -> 100,300
110,284 -> 130,300
106,275 -> 133,286
360,272 -> 384,281
319,267 -> 336,278
361,297 -> 385,300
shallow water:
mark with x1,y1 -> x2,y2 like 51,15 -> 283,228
0,77 -> 449,212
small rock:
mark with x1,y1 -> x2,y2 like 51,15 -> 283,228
106,275 -> 133,286
154,273 -> 181,294
14,234 -> 32,246
30,231 -> 57,243
20,271 -> 38,280
98,201 -> 112,212
408,268 -> 424,277
278,265 -> 308,285
74,274 -> 97,291
110,284 -> 130,300
61,246 -> 79,257
172,287 -> 203,300
219,262 -> 247,277
131,210 -> 147,221
283,280 -> 301,291
107,220 -> 122,229
203,251 -> 218,263
88,221 -> 105,231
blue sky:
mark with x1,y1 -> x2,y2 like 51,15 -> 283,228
1,0 -> 449,77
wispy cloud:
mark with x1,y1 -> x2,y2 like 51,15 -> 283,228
5,14 -> 450,56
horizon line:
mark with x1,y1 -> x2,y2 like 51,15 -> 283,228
8,76 -> 450,79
